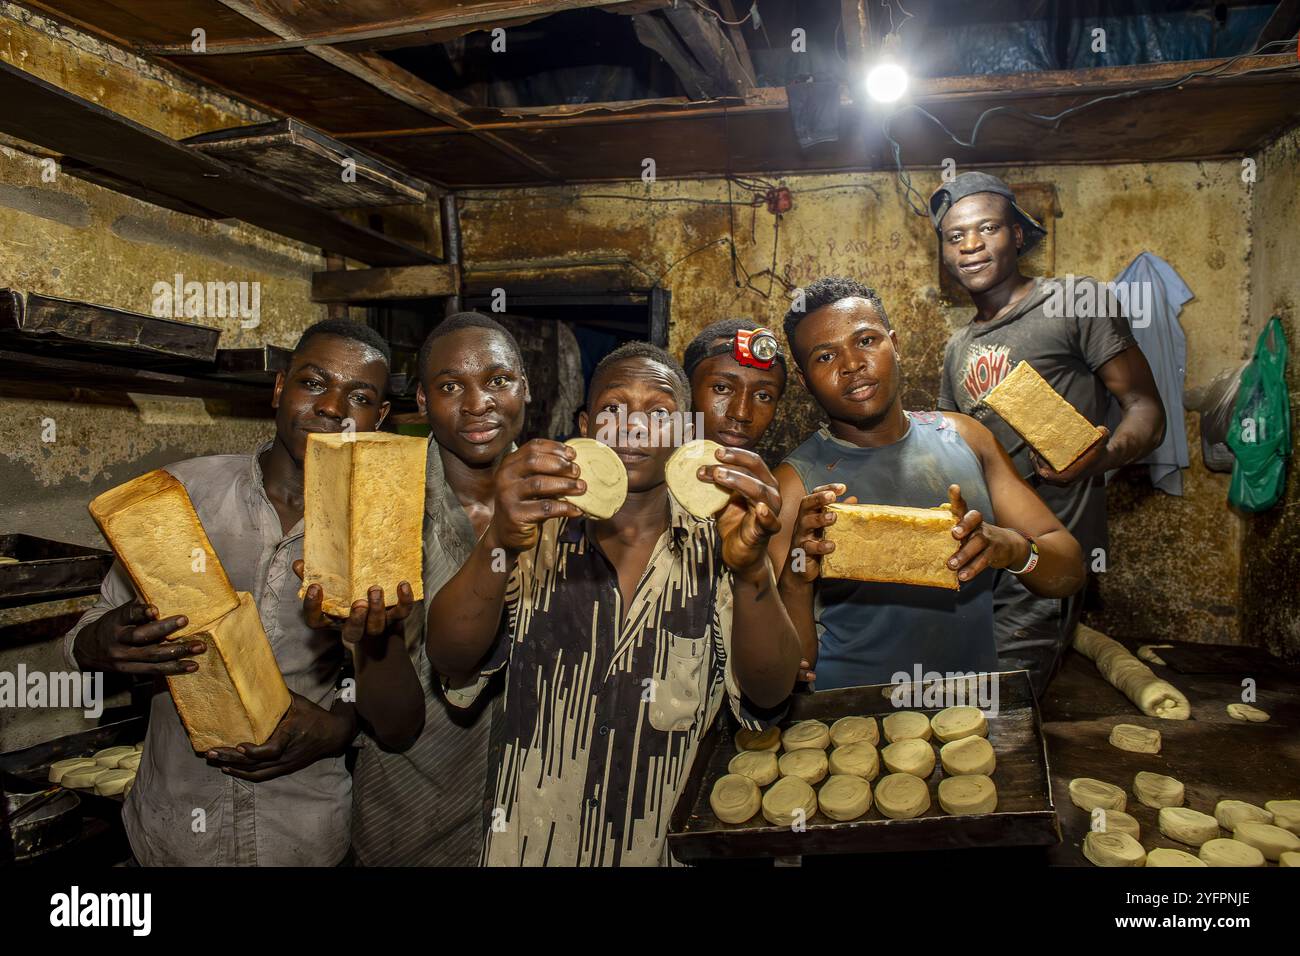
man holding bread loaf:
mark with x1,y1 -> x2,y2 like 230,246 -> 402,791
426,341 -> 802,866
931,172 -> 1165,693
65,319 -> 415,866
772,276 -> 1084,692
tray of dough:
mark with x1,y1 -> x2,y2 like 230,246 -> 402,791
668,670 -> 1059,860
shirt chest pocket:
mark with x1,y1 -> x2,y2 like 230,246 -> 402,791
648,633 -> 709,733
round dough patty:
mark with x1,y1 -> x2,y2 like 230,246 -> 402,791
1265,800 -> 1300,835
1083,831 -> 1146,867
734,726 -> 781,753
930,706 -> 987,743
1093,808 -> 1141,840
1145,847 -> 1206,867
94,768 -> 136,797
939,736 -> 996,776
1226,702 -> 1270,722
762,776 -> 818,827
709,773 -> 761,824
93,745 -> 136,768
1133,771 -> 1184,809
881,738 -> 935,778
48,757 -> 97,784
882,711 -> 932,743
1069,777 -> 1127,813
781,720 -> 830,752
1214,799 -> 1272,831
665,440 -> 731,518
116,751 -> 142,772
727,750 -> 779,786
62,765 -> 111,789
1280,851 -> 1300,867
1199,837 -> 1264,867
1108,723 -> 1161,754
1232,821 -> 1300,861
778,748 -> 828,785
562,438 -> 627,519
818,775 -> 873,822
828,742 -> 879,781
938,774 -> 997,815
875,773 -> 930,820
1158,807 -> 1219,846
829,715 -> 879,748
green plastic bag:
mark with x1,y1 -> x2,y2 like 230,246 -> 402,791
1227,317 -> 1290,512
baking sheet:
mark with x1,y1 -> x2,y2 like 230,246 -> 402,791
668,671 -> 1058,861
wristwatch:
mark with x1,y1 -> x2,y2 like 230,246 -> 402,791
1008,529 -> 1039,576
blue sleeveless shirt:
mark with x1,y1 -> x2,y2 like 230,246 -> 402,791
783,412 -> 998,690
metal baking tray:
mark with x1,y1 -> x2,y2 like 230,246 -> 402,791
668,671 -> 1059,861
0,533 -> 113,603
0,716 -> 144,800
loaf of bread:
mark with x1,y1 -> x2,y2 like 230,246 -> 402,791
300,432 -> 427,617
821,502 -> 958,589
982,361 -> 1105,471
89,470 -> 290,750
89,470 -> 238,639
168,591 -> 290,752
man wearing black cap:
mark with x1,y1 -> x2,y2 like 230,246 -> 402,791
683,318 -> 788,453
931,171 -> 1165,696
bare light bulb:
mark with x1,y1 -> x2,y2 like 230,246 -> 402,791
866,60 -> 909,103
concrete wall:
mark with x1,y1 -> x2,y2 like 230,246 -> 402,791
459,157 -> 1261,648
0,4 -> 325,549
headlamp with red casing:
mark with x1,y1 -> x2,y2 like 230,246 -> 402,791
733,327 -> 780,370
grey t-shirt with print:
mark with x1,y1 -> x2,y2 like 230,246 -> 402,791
938,276 -> 1136,693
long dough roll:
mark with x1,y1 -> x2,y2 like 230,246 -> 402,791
1073,624 -> 1190,720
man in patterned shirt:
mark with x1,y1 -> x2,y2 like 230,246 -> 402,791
426,341 -> 802,866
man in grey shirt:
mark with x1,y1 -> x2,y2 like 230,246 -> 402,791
65,320 -> 416,866
933,172 -> 1165,695
350,313 -> 523,866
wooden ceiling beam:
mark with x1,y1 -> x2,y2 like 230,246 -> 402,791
715,0 -> 757,86
663,4 -> 753,96
208,0 -> 560,180
1256,0 -> 1300,47
140,0 -> 670,55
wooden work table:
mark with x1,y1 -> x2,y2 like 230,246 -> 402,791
1040,639 -> 1300,866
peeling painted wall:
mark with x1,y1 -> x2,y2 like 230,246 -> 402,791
1242,124 -> 1300,661
0,5 -> 323,547
459,156 -> 1262,648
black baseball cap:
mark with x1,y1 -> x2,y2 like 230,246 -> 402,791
929,172 -> 1047,257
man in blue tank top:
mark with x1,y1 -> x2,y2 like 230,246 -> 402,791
769,276 -> 1085,691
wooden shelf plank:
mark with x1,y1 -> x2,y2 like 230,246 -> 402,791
0,58 -> 438,267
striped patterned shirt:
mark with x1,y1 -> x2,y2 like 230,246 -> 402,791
446,495 -> 761,867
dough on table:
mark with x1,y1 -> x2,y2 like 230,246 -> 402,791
1108,723 -> 1161,755
929,706 -> 987,743
1280,851 -> 1300,867
781,720 -> 830,752
1226,702 -> 1269,722
133,742 -> 144,751
94,768 -> 136,797
1265,800 -> 1300,835
1199,838 -> 1264,867
1214,799 -> 1272,831
93,745 -> 136,767
1133,771 -> 1184,809
562,438 -> 627,519
761,776 -> 818,827
818,775 -> 873,822
709,773 -> 762,824
881,738 -> 935,778
882,711 -> 932,743
1231,821 -> 1300,861
665,440 -> 732,518
1072,625 -> 1190,720
1158,807 -> 1219,847
1083,831 -> 1146,867
1146,848 -> 1206,867
727,750 -> 778,786
1092,808 -> 1141,840
778,748 -> 828,785
938,774 -> 997,815
734,726 -> 781,753
939,736 -> 996,776
1068,777 -> 1127,813
116,751 -> 142,772
829,715 -> 879,748
828,742 -> 879,781
48,757 -> 97,784
875,773 -> 930,820
1136,644 -> 1173,666
62,765 -> 111,789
